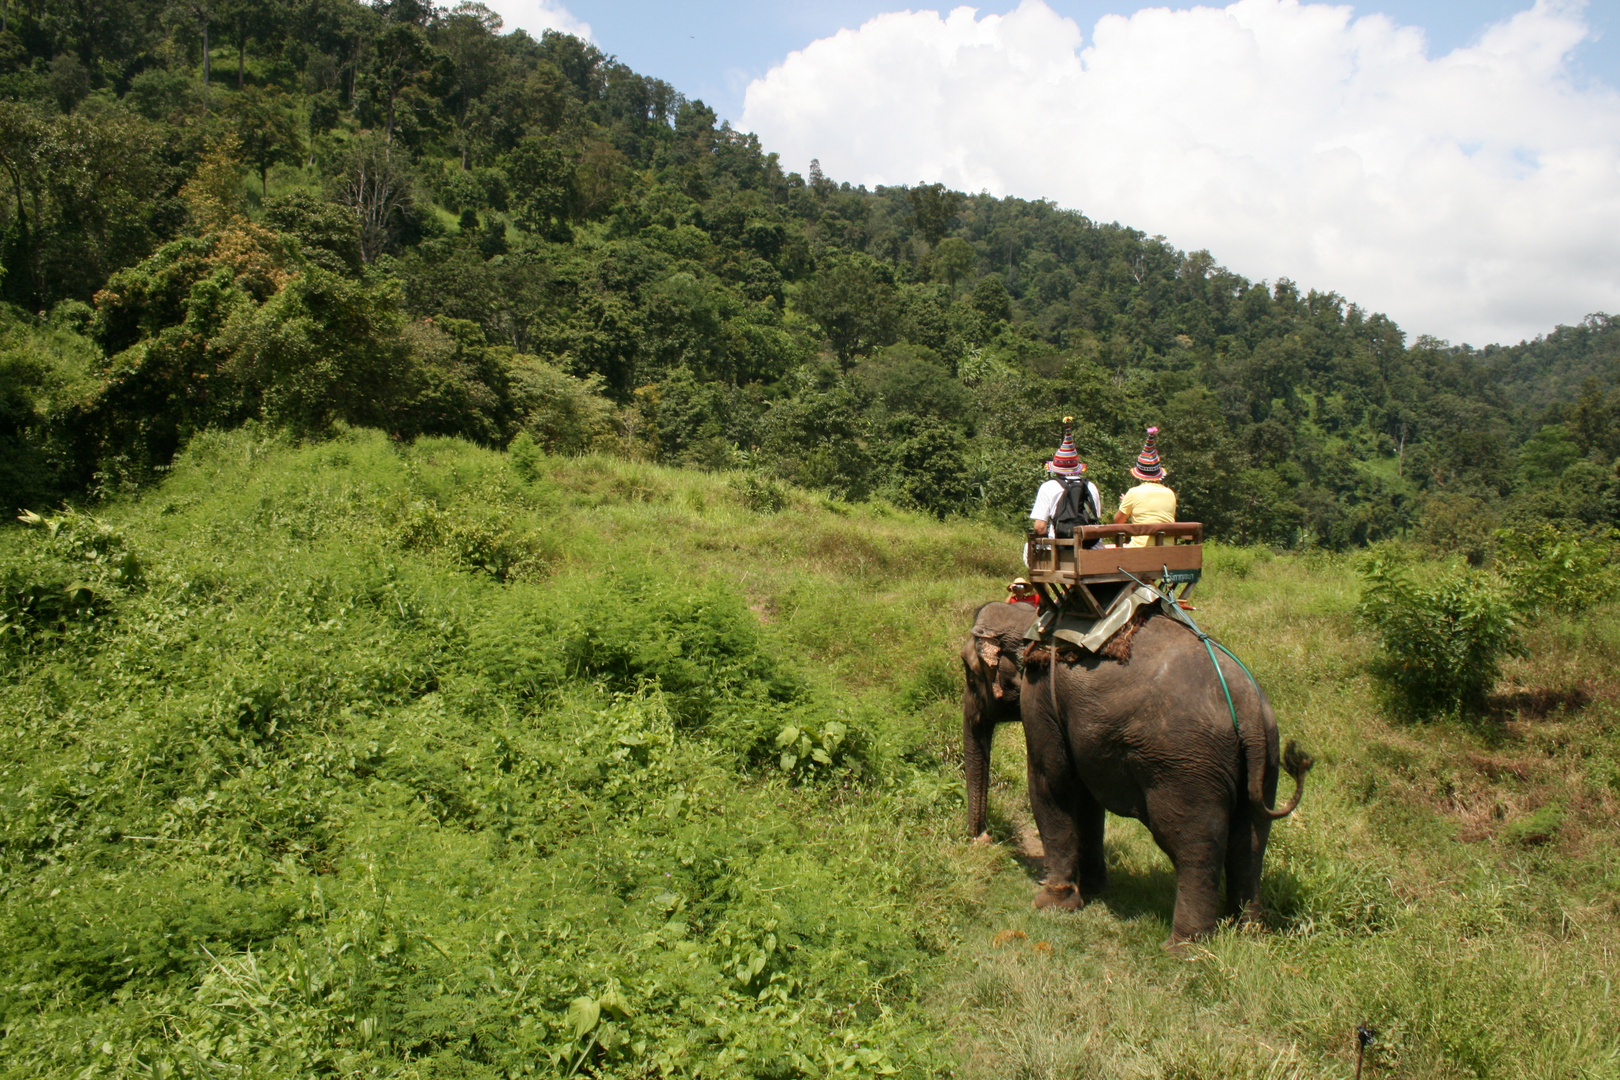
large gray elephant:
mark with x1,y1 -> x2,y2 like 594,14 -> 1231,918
960,601 -> 1038,840
1019,613 -> 1311,948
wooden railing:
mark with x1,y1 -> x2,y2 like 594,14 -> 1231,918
1025,522 -> 1203,585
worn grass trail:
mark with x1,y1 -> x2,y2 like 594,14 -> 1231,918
0,428 -> 1616,1078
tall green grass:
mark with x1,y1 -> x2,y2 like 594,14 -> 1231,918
1,428 -> 1617,1077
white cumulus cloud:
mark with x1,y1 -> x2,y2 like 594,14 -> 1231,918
740,0 -> 1620,346
480,0 -> 593,43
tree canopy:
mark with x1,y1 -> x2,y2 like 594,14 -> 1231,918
0,0 -> 1614,544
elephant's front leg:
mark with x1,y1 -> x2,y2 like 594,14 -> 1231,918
1024,695 -> 1094,910
963,704 -> 996,842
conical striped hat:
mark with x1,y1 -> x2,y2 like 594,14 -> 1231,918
1131,426 -> 1164,481
1046,417 -> 1085,476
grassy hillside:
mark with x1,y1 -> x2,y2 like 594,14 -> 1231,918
1,430 -> 1617,1078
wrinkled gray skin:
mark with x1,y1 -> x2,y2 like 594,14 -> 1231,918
1020,615 -> 1311,949
961,601 -> 1039,841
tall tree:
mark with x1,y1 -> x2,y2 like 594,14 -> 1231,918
435,2 -> 505,168
506,133 -> 576,241
907,182 -> 960,247
332,134 -> 412,263
223,87 -> 302,195
931,236 -> 974,289
366,19 -> 442,145
0,102 -> 45,305
218,0 -> 281,88
798,256 -> 900,367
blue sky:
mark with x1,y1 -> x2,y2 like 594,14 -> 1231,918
549,1 -> 1620,123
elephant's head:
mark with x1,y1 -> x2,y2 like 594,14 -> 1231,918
961,601 -> 1038,840
966,627 -> 1024,704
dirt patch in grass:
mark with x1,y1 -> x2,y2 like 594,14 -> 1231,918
1466,752 -> 1536,783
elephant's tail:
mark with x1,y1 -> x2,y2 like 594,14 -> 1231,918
1251,740 -> 1314,820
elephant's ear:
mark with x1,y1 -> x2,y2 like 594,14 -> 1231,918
975,639 -> 1006,697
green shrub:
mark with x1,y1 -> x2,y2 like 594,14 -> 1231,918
507,357 -> 617,455
1357,551 -> 1522,718
1500,803 -> 1564,847
507,429 -> 541,482
1415,492 -> 1500,566
730,470 -> 788,513
468,574 -> 801,720
396,499 -> 558,581
772,718 -> 853,779
1,510 -> 144,654
1205,542 -> 1274,581
1494,523 -> 1620,618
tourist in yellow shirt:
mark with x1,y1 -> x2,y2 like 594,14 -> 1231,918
1114,426 -> 1176,547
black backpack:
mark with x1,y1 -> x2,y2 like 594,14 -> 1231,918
1051,477 -> 1097,540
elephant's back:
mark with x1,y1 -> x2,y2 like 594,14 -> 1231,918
1071,614 -> 1271,736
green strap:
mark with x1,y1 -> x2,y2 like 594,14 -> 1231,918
1201,637 -> 1241,737
1114,566 -> 1256,737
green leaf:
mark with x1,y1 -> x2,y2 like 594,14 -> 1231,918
598,987 -> 634,1021
774,725 -> 801,749
567,996 -> 600,1039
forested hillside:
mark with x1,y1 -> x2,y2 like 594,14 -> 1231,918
1,0 -> 1616,546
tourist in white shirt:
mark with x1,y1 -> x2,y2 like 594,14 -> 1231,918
1029,416 -> 1100,540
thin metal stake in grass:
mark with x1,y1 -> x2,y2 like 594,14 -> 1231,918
1355,1023 -> 1377,1080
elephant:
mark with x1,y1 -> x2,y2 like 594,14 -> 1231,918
961,601 -> 1038,841
1019,612 -> 1312,948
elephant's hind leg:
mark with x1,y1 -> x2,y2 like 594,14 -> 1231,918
1224,808 -> 1272,923
1147,791 -> 1229,950
1167,847 -> 1227,949
1033,784 -> 1106,911
1075,783 -> 1108,896
1028,761 -> 1088,911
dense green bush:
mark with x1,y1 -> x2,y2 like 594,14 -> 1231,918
1494,523 -> 1620,618
0,434 -> 949,1078
461,572 -> 885,779
0,509 -> 143,654
0,305 -> 102,512
1357,551 -> 1522,718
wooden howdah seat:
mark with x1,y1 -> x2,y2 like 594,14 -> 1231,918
1025,522 -> 1203,618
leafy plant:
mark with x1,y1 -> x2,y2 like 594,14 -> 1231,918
774,719 -> 850,777
1494,523 -> 1620,619
731,470 -> 789,513
396,498 -> 557,581
508,429 -> 542,482
1358,551 -> 1522,718
1,510 -> 144,654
